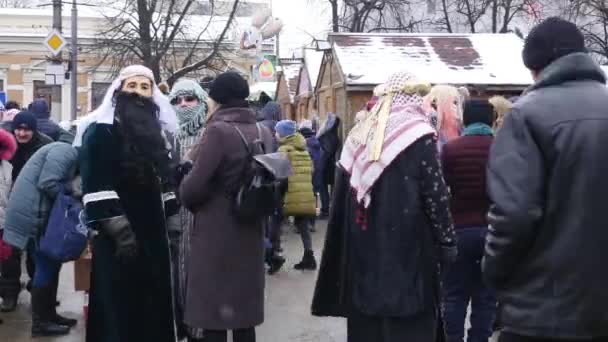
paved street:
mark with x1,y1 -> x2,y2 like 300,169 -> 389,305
0,221 -> 346,341
0,221 -> 498,342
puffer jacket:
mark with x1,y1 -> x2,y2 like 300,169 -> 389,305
0,129 -> 16,229
3,142 -> 79,249
484,52 -> 608,339
278,133 -> 315,217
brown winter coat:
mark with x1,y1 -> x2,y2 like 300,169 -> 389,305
179,106 -> 270,330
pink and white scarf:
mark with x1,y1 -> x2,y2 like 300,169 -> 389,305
339,77 -> 435,208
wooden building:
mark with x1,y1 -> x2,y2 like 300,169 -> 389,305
316,32 -> 533,131
275,58 -> 302,121
293,48 -> 324,122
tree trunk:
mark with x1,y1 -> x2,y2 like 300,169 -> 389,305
330,0 -> 339,32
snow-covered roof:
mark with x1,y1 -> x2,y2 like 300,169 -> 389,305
304,49 -> 324,89
331,32 -> 533,87
249,81 -> 277,100
281,61 -> 302,102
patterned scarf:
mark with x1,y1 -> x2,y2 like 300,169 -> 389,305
340,71 -> 435,208
175,102 -> 207,139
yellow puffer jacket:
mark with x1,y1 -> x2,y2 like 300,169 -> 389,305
278,133 -> 316,217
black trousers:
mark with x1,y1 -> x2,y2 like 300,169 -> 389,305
347,311 -> 436,342
0,247 -> 35,297
500,332 -> 608,342
190,328 -> 256,342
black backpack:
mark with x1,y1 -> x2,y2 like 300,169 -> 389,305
231,124 -> 291,223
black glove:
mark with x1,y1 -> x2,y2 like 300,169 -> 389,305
175,161 -> 193,185
100,216 -> 137,261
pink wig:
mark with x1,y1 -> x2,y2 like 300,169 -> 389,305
423,85 -> 463,142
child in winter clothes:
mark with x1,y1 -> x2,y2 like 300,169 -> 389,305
0,128 -> 16,325
276,120 -> 317,270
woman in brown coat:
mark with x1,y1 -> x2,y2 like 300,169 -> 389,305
179,72 -> 270,342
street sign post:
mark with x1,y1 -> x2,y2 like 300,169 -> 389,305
44,29 -> 67,56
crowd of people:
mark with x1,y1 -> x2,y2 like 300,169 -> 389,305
0,16 -> 606,342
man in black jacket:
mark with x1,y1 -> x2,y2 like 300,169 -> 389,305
29,99 -> 74,143
484,17 -> 608,342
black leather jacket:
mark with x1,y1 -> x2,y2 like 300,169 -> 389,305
484,53 -> 608,339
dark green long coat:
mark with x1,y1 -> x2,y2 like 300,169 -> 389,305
80,123 -> 177,342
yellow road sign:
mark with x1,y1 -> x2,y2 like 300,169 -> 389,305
44,29 -> 66,55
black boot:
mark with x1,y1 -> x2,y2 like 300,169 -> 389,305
0,295 -> 18,312
0,278 -> 20,312
294,250 -> 317,270
268,255 -> 286,275
49,275 -> 77,327
31,287 -> 70,338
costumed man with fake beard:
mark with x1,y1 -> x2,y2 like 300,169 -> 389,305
75,65 -> 179,342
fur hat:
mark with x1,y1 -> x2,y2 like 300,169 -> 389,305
523,17 -> 586,72
12,111 -> 37,132
208,72 -> 249,105
463,99 -> 495,127
275,120 -> 297,138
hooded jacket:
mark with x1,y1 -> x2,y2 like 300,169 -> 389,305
258,102 -> 282,152
484,52 -> 608,339
30,100 -> 74,143
278,133 -> 315,217
3,142 -> 78,249
300,127 -> 323,191
10,131 -> 53,181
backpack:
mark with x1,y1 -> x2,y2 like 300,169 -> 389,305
39,186 -> 88,262
230,123 -> 291,223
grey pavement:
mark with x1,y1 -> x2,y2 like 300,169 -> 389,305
0,221 -> 498,342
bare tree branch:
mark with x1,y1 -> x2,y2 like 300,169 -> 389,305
91,0 -> 242,85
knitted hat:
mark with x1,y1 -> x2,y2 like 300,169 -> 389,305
523,17 -> 586,72
119,65 -> 155,82
208,72 -> 249,105
275,120 -> 297,138
12,111 -> 37,131
463,99 -> 495,127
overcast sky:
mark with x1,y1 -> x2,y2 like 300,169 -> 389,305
271,0 -> 331,57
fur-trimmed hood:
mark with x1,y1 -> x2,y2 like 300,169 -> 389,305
0,128 -> 17,161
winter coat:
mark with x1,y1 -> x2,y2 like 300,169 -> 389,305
30,100 -> 74,143
441,135 -> 493,228
317,114 -> 341,186
0,129 -> 16,229
257,102 -> 282,152
179,106 -> 272,330
36,118 -> 74,143
10,131 -> 53,181
300,127 -> 323,191
483,52 -> 608,339
312,135 -> 455,319
278,133 -> 316,217
3,142 -> 78,249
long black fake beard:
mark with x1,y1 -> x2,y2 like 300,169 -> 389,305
113,91 -> 170,185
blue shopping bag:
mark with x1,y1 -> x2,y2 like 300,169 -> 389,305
39,187 -> 87,262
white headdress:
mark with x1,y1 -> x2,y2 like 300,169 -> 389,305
73,65 -> 177,147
